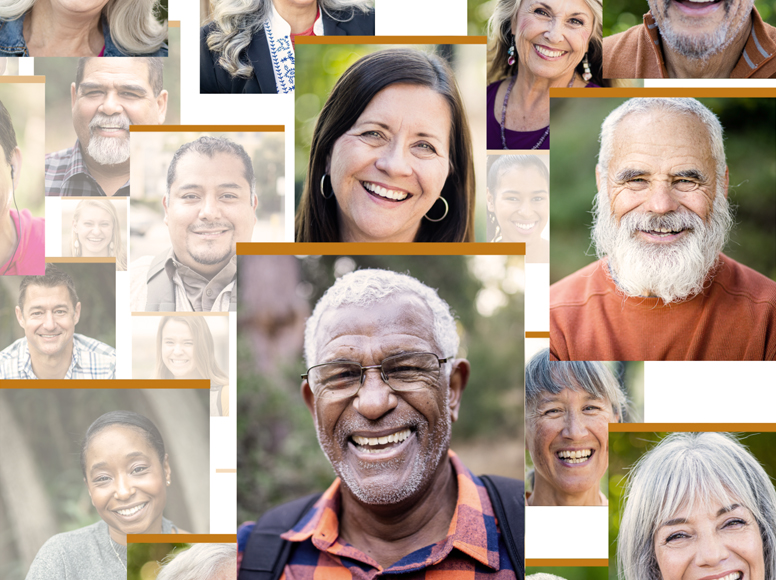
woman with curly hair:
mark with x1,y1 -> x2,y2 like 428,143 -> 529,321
201,0 -> 374,94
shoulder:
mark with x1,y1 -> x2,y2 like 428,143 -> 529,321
74,334 -> 116,356
0,337 -> 25,360
603,23 -> 647,51
714,254 -> 776,304
45,146 -> 76,167
0,16 -> 27,57
550,260 -> 609,307
129,254 -> 154,311
26,522 -> 105,579
324,7 -> 376,35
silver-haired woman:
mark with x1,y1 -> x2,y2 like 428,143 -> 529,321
201,0 -> 375,94
617,432 -> 776,580
525,349 -> 626,506
0,0 -> 167,57
156,544 -> 236,580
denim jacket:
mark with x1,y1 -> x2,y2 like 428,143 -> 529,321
0,13 -> 168,56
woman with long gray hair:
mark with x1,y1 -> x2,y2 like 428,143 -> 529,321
156,544 -> 236,580
201,0 -> 375,94
617,432 -> 776,580
0,0 -> 167,56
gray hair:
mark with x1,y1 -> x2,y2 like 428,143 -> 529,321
156,543 -> 236,580
0,0 -> 167,55
525,348 -> 628,423
598,98 -> 726,183
617,432 -> 776,580
304,269 -> 459,368
206,0 -> 374,79
165,136 -> 257,206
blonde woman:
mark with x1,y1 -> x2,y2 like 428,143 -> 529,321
0,0 -> 167,57
70,199 -> 127,271
201,0 -> 374,94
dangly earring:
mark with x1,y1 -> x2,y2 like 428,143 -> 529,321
582,52 -> 592,82
109,241 -> 115,252
73,237 -> 80,249
507,45 -> 516,67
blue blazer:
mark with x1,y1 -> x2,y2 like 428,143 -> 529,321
200,8 -> 375,94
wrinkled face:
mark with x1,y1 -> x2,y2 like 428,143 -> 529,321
73,206 -> 113,256
304,295 -> 458,505
527,388 -> 613,502
488,166 -> 549,242
512,0 -> 595,81
71,59 -> 168,166
84,425 -> 170,539
646,0 -> 753,60
15,285 -> 80,360
594,110 -> 731,302
163,152 -> 257,277
327,83 -> 452,243
161,319 -> 199,379
654,499 -> 765,580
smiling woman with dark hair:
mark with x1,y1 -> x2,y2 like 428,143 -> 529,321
25,411 -> 183,579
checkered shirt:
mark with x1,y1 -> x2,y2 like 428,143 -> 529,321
45,140 -> 130,197
238,451 -> 518,579
0,334 -> 116,379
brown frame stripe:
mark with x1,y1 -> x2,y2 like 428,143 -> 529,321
128,534 -> 237,543
131,125 -> 284,132
611,423 -> 776,432
296,36 -> 487,45
237,242 -> 525,256
1,380 -> 210,389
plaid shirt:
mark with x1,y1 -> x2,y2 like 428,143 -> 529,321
45,140 -> 130,197
0,334 -> 116,379
238,451 -> 518,579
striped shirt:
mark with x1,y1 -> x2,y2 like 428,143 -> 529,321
238,451 -> 518,579
0,334 -> 116,379
45,140 -> 129,197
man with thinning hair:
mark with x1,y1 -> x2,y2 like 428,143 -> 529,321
129,136 -> 258,312
550,98 -> 776,361
238,269 -> 524,578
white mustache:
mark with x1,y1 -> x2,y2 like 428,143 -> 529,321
620,210 -> 704,235
89,114 -> 130,132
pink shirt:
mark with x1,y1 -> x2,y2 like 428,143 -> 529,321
1,209 -> 45,275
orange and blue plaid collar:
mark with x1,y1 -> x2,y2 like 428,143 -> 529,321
281,450 -> 501,573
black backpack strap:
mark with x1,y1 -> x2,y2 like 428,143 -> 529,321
238,493 -> 322,580
480,475 -> 525,578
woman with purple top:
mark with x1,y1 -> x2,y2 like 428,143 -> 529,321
486,0 -> 604,150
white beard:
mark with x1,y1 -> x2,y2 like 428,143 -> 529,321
86,113 -> 131,166
592,186 -> 733,303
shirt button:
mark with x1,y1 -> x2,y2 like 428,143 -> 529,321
206,289 -> 213,297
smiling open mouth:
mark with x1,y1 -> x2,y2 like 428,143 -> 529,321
362,181 -> 410,202
352,428 -> 412,454
557,449 -> 593,464
534,45 -> 567,58
514,221 -> 538,231
639,227 -> 689,237
114,502 -> 147,517
715,573 -> 743,580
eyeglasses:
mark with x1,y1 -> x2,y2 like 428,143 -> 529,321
302,352 -> 451,399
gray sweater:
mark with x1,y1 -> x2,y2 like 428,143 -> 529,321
25,517 -> 176,580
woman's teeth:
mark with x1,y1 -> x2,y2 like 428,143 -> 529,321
115,503 -> 146,516
363,181 -> 409,201
558,449 -> 592,464
717,573 -> 743,580
535,45 -> 565,57
515,222 -> 537,230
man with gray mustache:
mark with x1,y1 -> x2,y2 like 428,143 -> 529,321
45,57 -> 168,196
550,98 -> 776,361
129,137 -> 257,312
603,0 -> 776,78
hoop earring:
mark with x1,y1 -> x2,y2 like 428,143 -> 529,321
424,197 -> 449,222
582,52 -> 592,82
320,173 -> 334,200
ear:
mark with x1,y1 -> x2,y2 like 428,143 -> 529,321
301,379 -> 317,427
71,82 -> 77,109
15,305 -> 24,328
163,453 -> 171,484
9,146 -> 21,190
156,90 -> 169,124
595,164 -> 603,193
447,358 -> 470,423
721,166 -> 729,199
486,188 -> 495,213
162,194 -> 169,225
73,301 -> 81,326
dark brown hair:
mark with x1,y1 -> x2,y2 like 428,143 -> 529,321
0,98 -> 17,165
295,48 -> 475,243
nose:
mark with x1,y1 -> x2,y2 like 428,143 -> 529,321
352,367 -> 398,421
113,473 -> 135,500
41,310 -> 57,331
562,409 -> 589,439
544,18 -> 564,44
642,180 -> 681,215
515,198 -> 533,218
198,194 -> 222,222
172,341 -> 184,355
374,141 -> 413,177
99,91 -> 124,117
694,532 -> 731,568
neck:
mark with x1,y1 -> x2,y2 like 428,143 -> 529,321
81,146 -> 130,196
528,478 -> 603,507
108,528 -> 127,547
29,341 -> 74,380
339,456 -> 458,569
0,210 -> 18,268
273,0 -> 318,34
662,17 -> 751,78
24,0 -> 104,57
81,247 -> 110,258
177,254 -> 232,279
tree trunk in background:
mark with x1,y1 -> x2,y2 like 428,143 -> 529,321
0,394 -> 57,571
238,255 -> 308,375
142,389 -> 209,534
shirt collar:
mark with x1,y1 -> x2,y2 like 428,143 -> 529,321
281,450 -> 500,571
19,336 -> 79,379
269,3 -> 324,36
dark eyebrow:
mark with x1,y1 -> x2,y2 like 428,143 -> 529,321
79,81 -> 147,94
360,120 -> 444,142
89,452 -> 150,474
176,183 -> 245,192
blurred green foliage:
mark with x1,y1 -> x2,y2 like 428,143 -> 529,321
604,0 -> 776,36
549,98 -> 776,284
608,432 -> 776,580
236,255 -> 524,522
470,0 -> 496,35
527,566 -> 609,579
128,543 -> 188,580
